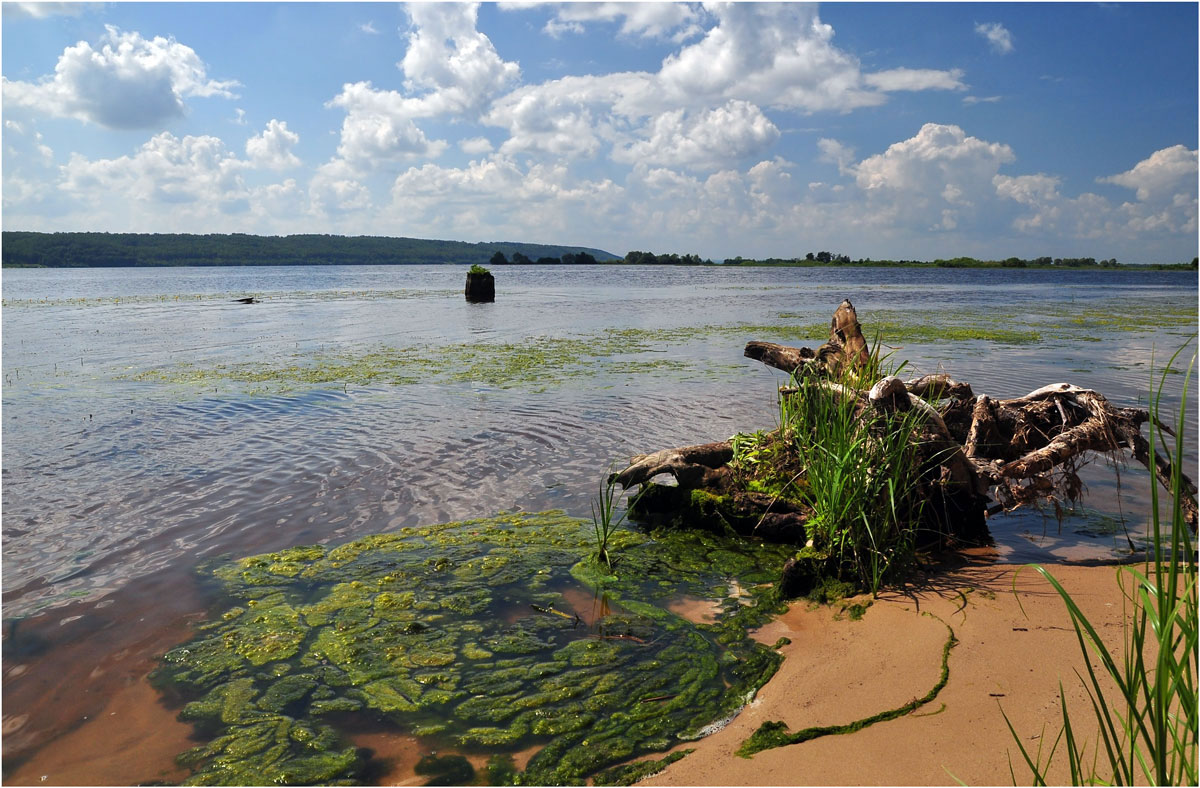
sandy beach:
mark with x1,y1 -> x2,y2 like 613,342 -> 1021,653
643,549 -> 1133,786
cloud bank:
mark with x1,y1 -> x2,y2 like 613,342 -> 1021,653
3,3 -> 1195,263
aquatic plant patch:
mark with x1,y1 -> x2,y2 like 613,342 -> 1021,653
153,511 -> 793,785
126,333 -> 714,393
775,299 -> 1199,346
120,292 -> 1198,395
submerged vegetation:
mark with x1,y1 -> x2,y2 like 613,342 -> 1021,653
153,511 -> 794,785
109,296 -> 1195,396
723,253 -> 1197,271
126,335 -> 692,392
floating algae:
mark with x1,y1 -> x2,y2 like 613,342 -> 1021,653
154,511 -> 794,785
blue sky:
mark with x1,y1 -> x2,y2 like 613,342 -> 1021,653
2,2 -> 1196,263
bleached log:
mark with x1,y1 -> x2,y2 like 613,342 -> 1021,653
610,441 -> 733,490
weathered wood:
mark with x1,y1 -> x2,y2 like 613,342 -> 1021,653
742,299 -> 870,377
620,302 -> 1199,542
829,299 -> 870,371
465,271 -> 495,302
609,441 -> 733,490
744,341 -> 814,374
1126,430 -> 1200,526
963,395 -> 996,459
999,417 -> 1116,478
906,374 -> 974,401
868,375 -> 911,413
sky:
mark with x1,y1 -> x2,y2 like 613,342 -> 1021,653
2,2 -> 1197,263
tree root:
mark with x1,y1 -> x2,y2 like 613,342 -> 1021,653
614,303 -> 1198,539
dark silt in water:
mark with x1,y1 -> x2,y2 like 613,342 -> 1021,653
2,264 -> 1196,784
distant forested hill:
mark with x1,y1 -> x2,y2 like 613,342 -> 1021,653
0,232 -> 619,268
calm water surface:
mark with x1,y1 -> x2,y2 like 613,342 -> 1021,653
2,264 -> 1196,783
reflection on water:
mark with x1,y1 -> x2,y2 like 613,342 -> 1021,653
2,264 -> 1196,782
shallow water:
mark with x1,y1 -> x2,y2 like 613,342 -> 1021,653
2,264 -> 1196,783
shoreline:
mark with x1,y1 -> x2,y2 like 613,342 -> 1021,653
0,549 -> 1151,786
640,550 -> 1133,786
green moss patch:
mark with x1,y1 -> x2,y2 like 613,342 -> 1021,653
155,511 -> 794,785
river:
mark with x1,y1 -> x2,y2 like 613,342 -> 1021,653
2,263 -> 1196,783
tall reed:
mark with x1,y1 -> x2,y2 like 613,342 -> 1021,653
1004,347 -> 1197,785
590,472 -> 641,571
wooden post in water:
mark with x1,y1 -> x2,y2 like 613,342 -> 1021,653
465,266 -> 495,303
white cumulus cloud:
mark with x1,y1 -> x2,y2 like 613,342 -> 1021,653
487,3 -> 963,168
975,22 -> 1014,54
853,123 -> 1016,231
993,173 -> 1063,232
994,146 -> 1198,239
817,138 -> 856,174
57,132 -> 255,232
388,153 -> 624,240
612,100 -> 780,171
245,119 -> 301,170
1098,144 -> 1197,203
657,4 -> 883,112
486,73 -> 648,158
399,2 -> 520,117
2,25 -> 238,130
326,81 -> 449,164
459,136 -> 494,155
308,159 -> 372,219
2,3 -> 94,19
322,4 -> 518,175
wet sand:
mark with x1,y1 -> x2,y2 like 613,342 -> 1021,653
3,676 -> 195,786
2,569 -> 209,787
643,550 -> 1134,786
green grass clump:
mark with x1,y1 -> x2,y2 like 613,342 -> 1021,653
734,343 -> 929,596
468,264 -> 490,275
1003,347 -> 1197,786
791,369 -> 928,595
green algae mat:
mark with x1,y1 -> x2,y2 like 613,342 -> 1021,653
153,511 -> 794,785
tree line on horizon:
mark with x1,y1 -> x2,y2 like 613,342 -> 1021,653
722,251 -> 1198,269
0,231 -> 618,268
1,231 -> 1193,270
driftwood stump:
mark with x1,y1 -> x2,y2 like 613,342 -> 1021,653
465,271 -> 495,303
613,300 -> 1198,548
